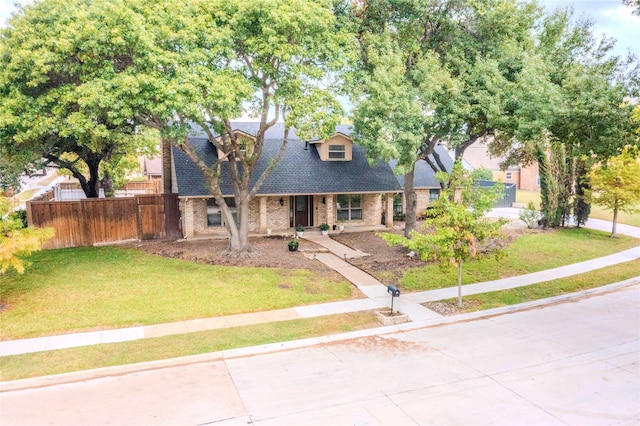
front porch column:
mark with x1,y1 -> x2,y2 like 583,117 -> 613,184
386,193 -> 394,228
325,195 -> 335,228
259,196 -> 267,233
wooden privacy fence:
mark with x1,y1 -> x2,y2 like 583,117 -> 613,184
27,194 -> 181,249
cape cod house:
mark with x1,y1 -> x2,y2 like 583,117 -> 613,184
170,123 -> 403,238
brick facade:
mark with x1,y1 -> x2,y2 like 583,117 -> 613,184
180,193 -> 390,238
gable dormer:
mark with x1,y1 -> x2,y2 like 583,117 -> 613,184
214,129 -> 255,161
310,133 -> 353,161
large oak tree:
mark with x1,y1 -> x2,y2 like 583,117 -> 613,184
0,0 -> 158,197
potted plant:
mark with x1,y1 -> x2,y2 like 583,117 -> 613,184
295,224 -> 305,237
318,223 -> 329,236
287,237 -> 299,252
338,219 -> 345,232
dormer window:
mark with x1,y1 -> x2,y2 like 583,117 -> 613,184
313,133 -> 353,161
214,130 -> 255,161
328,145 -> 346,159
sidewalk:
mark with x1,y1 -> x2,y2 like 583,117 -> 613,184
2,215 -> 639,358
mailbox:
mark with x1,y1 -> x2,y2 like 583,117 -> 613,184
387,285 -> 400,297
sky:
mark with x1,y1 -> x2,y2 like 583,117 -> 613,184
0,0 -> 638,57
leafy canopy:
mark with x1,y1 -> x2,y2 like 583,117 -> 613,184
586,145 -> 640,237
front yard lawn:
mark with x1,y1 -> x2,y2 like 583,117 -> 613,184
0,247 -> 354,340
399,227 -> 639,291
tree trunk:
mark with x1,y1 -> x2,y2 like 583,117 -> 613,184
161,137 -> 172,194
77,158 -> 101,198
101,170 -> 115,197
404,165 -> 417,239
224,192 -> 255,256
611,208 -> 618,238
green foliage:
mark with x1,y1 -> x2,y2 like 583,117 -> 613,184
381,162 -> 507,306
349,0 -> 545,236
586,145 -> 640,237
318,223 -> 330,231
0,198 -> 53,274
471,168 -> 494,181
518,202 -> 540,229
573,159 -> 591,227
491,9 -> 639,227
8,209 -> 28,229
0,0 -> 162,198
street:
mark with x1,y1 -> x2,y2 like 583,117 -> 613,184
2,284 -> 639,425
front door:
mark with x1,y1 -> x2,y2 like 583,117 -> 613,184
291,195 -> 313,228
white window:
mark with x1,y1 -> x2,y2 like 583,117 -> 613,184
506,172 -> 512,180
328,144 -> 346,159
337,194 -> 362,220
429,189 -> 440,202
207,198 -> 236,227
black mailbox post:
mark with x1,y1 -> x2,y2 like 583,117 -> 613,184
387,285 -> 400,314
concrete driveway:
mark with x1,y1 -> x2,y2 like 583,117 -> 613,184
2,284 -> 639,426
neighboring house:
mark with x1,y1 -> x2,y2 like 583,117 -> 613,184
170,123 -> 402,238
464,141 -> 539,191
140,155 -> 163,181
389,145 -> 456,219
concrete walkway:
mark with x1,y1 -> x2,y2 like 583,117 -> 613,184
1,215 -> 639,358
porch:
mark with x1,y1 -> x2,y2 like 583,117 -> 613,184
180,193 -> 395,239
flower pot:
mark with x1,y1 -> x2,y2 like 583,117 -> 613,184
288,244 -> 298,252
296,231 -> 304,238
321,230 -> 329,236
339,225 -> 344,232
266,229 -> 272,235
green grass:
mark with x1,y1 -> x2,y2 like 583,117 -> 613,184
0,247 -> 353,340
0,311 -> 379,381
517,190 -> 640,227
442,259 -> 640,312
400,227 -> 639,292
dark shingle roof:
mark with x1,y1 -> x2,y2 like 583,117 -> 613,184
389,145 -> 455,189
173,123 -> 401,197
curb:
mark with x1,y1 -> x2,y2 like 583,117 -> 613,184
2,276 -> 638,393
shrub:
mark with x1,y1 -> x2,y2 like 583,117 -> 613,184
471,167 -> 493,181
9,209 -> 28,229
519,202 -> 541,229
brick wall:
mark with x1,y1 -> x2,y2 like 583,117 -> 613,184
519,163 -> 540,191
362,193 -> 382,226
264,197 -> 290,231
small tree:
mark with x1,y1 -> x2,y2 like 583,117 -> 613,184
0,198 -> 54,275
382,162 -> 507,307
471,167 -> 494,181
586,145 -> 640,237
